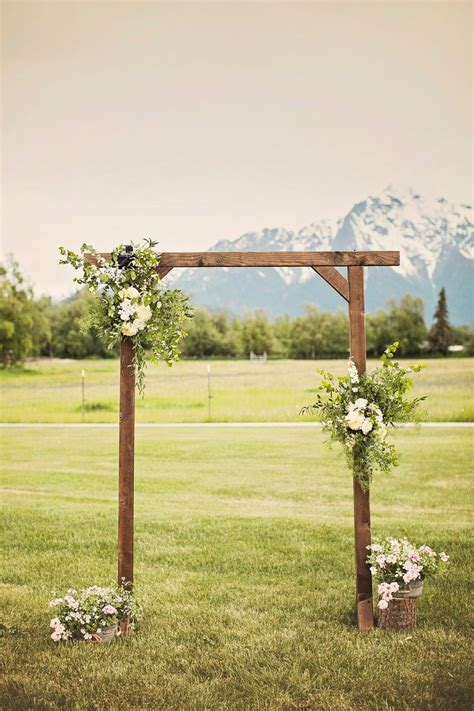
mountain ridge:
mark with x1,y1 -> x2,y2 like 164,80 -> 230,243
172,188 -> 473,324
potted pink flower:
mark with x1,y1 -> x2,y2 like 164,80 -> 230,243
366,537 -> 449,629
48,584 -> 141,643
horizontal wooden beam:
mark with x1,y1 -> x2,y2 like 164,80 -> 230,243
85,251 -> 400,268
312,266 -> 350,302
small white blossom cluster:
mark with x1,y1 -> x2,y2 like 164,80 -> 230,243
348,360 -> 359,392
48,584 -> 140,642
345,398 -> 385,437
367,537 -> 450,610
117,286 -> 155,337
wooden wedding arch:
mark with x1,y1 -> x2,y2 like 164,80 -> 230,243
87,249 -> 400,631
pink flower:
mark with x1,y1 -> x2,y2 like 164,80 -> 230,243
375,555 -> 386,568
102,605 -> 117,615
420,545 -> 435,557
50,631 -> 62,642
439,552 -> 449,562
378,599 -> 389,610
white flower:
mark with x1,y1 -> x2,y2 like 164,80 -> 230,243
135,304 -> 152,322
118,300 -> 136,321
378,598 -> 389,610
122,322 -> 139,337
370,566 -> 377,575
51,631 -> 62,642
361,419 -> 373,435
50,618 -> 61,628
133,319 -> 146,332
376,555 -> 386,568
389,582 -> 399,593
345,411 -> 365,431
102,605 -> 117,615
119,286 -> 140,300
64,595 -> 78,610
354,398 -> 368,409
439,552 -> 449,562
348,360 -> 359,384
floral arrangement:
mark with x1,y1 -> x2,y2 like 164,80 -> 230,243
48,584 -> 141,642
302,343 -> 424,489
59,240 -> 193,392
367,537 -> 449,609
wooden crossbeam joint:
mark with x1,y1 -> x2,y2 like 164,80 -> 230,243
311,266 -> 350,301
157,266 -> 173,279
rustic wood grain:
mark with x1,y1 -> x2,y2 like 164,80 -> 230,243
157,267 -> 173,280
378,598 -> 417,630
85,251 -> 400,268
312,266 -> 350,301
118,338 -> 135,591
348,265 -> 374,631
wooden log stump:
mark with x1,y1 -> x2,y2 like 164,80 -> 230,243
378,598 -> 417,630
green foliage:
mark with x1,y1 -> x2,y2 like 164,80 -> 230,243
0,257 -> 51,366
288,305 -> 348,358
452,324 -> 474,355
59,241 -> 193,393
181,308 -> 240,357
240,311 -> 275,356
429,288 -> 453,355
367,294 -> 427,356
51,290 -> 115,359
302,343 -> 425,490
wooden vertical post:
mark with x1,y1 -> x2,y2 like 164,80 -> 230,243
118,337 -> 135,590
347,266 -> 374,630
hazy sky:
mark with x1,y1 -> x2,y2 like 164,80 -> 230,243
2,0 -> 472,297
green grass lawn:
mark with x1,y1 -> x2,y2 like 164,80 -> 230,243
1,426 -> 472,710
1,357 -> 473,422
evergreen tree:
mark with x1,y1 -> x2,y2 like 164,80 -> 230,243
429,288 -> 452,355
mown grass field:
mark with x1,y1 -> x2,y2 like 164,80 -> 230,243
1,357 -> 473,423
1,426 -> 473,710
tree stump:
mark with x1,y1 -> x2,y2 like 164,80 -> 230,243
378,598 -> 417,630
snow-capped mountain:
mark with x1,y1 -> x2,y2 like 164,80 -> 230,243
172,188 -> 474,323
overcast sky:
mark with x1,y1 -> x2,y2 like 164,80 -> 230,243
2,0 -> 472,298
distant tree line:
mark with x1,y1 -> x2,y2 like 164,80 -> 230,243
1,258 -> 472,366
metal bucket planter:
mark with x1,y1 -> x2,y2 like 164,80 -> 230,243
88,624 -> 118,643
393,579 -> 424,599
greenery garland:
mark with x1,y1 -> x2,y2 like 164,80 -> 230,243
59,240 -> 193,393
302,343 -> 425,490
